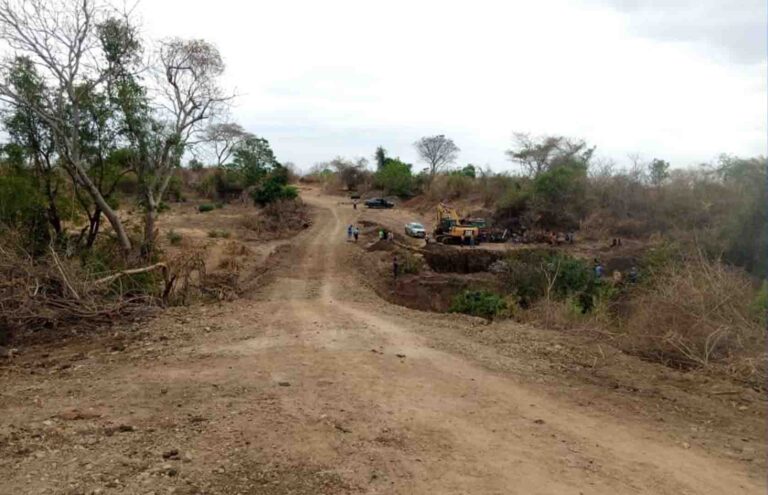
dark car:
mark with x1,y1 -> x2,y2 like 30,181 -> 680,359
364,198 -> 394,209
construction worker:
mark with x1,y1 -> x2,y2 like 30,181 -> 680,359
347,224 -> 353,241
353,200 -> 357,210
353,226 -> 359,242
629,266 -> 639,284
392,255 -> 399,279
594,259 -> 604,279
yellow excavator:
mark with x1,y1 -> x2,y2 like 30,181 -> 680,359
434,202 -> 479,244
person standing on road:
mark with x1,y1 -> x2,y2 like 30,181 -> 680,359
353,226 -> 359,242
347,224 -> 353,241
353,201 -> 357,210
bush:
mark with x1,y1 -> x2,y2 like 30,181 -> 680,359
241,198 -> 310,238
450,290 -> 507,319
207,229 -> 230,239
166,229 -> 182,245
400,250 -> 424,274
250,174 -> 298,206
620,255 -> 764,382
198,204 -> 215,213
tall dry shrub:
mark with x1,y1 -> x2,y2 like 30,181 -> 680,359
620,253 -> 765,385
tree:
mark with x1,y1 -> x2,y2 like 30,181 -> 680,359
228,135 -> 280,188
506,133 -> 595,178
116,36 -> 230,254
0,0 -> 134,251
374,158 -> 414,196
331,157 -> 368,190
648,158 -> 670,186
414,135 -> 459,183
203,121 -> 250,167
374,146 -> 387,170
187,158 -> 204,170
1,56 -> 61,237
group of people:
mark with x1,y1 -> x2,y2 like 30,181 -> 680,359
378,228 -> 394,242
593,259 -> 639,284
346,224 -> 360,242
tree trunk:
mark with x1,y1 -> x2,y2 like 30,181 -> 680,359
72,162 -> 132,253
142,206 -> 156,258
85,208 -> 101,249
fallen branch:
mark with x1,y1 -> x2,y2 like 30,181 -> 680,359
94,263 -> 169,286
49,246 -> 80,300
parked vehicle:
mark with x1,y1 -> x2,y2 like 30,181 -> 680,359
404,222 -> 426,238
364,198 -> 394,209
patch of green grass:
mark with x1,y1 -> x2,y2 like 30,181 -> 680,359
450,289 -> 507,320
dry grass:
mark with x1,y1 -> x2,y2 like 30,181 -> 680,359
619,254 -> 765,385
241,199 -> 311,239
513,252 -> 766,390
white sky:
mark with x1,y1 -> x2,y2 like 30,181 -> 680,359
139,0 -> 767,172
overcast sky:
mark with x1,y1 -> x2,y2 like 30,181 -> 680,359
139,0 -> 766,172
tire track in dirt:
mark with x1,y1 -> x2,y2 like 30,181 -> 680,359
230,189 -> 765,494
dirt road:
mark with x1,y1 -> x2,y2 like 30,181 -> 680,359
1,189 -> 764,494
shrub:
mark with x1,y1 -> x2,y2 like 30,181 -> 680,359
207,229 -> 230,239
242,198 -> 310,237
251,174 -> 298,205
166,230 -> 182,245
450,290 -> 507,319
620,255 -> 764,379
198,203 -> 215,213
400,250 -> 424,274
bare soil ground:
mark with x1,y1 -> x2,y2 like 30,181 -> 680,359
0,188 -> 765,494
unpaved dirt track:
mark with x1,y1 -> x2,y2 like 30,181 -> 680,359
1,189 -> 764,494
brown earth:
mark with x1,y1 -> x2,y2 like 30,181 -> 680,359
0,188 -> 765,494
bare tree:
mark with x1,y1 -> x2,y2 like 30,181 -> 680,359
123,38 -> 230,253
202,121 -> 250,167
414,134 -> 459,183
0,0 -> 134,251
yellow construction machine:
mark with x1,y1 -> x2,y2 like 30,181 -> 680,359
433,202 -> 479,244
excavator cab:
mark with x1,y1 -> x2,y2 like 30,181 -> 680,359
434,203 -> 479,244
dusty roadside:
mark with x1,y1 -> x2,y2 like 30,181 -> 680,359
0,188 -> 764,495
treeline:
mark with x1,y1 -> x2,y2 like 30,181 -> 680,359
0,0 -> 289,342
308,134 -> 766,277
0,0 -> 296,261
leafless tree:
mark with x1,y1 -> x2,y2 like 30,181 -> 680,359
201,121 -> 250,167
132,38 -> 231,252
0,0 -> 133,251
414,134 -> 459,183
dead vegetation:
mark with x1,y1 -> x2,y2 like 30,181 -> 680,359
619,254 -> 766,388
241,199 -> 311,239
0,232 -> 218,345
